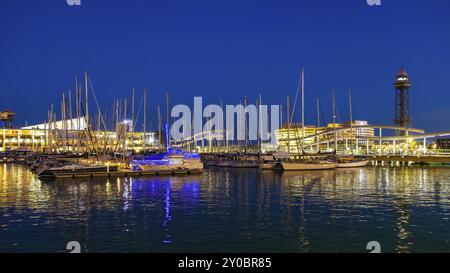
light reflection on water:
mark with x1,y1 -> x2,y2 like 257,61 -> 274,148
0,163 -> 450,252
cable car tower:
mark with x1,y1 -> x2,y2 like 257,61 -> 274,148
394,67 -> 411,135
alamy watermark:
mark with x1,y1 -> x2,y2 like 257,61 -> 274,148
66,241 -> 81,253
66,0 -> 81,6
367,0 -> 381,6
170,97 -> 280,144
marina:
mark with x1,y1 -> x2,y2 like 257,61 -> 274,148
2,0 -> 450,258
1,163 -> 450,252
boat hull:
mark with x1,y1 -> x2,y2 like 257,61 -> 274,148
203,160 -> 218,166
337,160 -> 369,168
259,162 -> 281,170
217,161 -> 232,167
38,165 -> 118,180
281,162 -> 337,171
231,161 -> 259,168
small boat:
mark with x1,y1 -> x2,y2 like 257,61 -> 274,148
216,154 -> 233,167
259,152 -> 290,170
231,160 -> 259,168
202,154 -> 219,166
231,154 -> 259,168
281,160 -> 337,171
259,156 -> 281,170
336,157 -> 369,168
38,164 -> 118,180
217,160 -> 232,167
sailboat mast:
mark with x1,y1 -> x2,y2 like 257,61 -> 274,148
166,92 -> 170,151
301,69 -> 305,154
332,90 -> 337,152
316,97 -> 320,153
259,94 -> 263,153
131,88 -> 135,153
75,81 -> 80,153
84,72 -> 89,153
143,88 -> 147,153
158,106 -> 162,150
68,90 -> 74,152
62,92 -> 67,152
244,96 -> 248,153
287,96 -> 290,153
49,104 -> 53,153
123,98 -> 127,155
349,89 -> 353,150
84,72 -> 89,129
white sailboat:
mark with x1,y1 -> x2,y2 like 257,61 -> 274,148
281,69 -> 338,171
335,90 -> 369,168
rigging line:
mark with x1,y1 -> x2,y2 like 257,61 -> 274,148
79,101 -> 98,155
335,98 -> 341,123
88,78 -> 108,131
286,70 -> 305,155
132,92 -> 144,132
319,102 -> 328,127
86,79 -> 103,155
289,72 -> 302,125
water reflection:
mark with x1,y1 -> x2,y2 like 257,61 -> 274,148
1,164 -> 450,252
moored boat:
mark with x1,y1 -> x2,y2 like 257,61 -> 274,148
281,160 -> 337,171
336,157 -> 369,168
202,154 -> 219,166
130,150 -> 203,173
230,154 -> 259,168
38,164 -> 118,180
259,152 -> 290,170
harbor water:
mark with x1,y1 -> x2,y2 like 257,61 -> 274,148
1,163 -> 449,253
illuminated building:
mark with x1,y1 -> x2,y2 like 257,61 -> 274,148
435,138 -> 450,150
275,123 -> 324,153
275,121 -> 375,153
0,119 -> 159,153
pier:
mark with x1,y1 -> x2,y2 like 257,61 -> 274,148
370,155 -> 450,165
39,168 -> 203,180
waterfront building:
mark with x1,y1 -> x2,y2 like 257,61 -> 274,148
275,120 -> 375,154
341,120 -> 375,146
435,138 -> 450,150
275,123 -> 324,154
1,119 -> 159,153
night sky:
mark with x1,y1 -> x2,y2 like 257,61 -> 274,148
1,0 -> 450,132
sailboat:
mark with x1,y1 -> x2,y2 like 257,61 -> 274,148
335,90 -> 369,168
280,69 -> 337,171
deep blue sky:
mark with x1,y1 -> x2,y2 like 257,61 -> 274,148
1,0 -> 450,132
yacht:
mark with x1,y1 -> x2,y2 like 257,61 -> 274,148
130,150 -> 203,173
